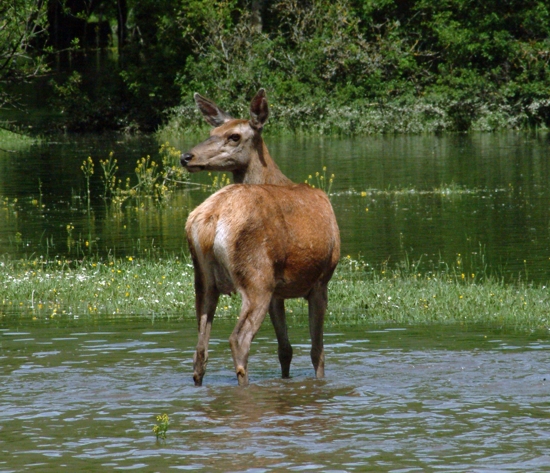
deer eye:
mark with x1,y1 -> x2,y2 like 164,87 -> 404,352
228,134 -> 241,142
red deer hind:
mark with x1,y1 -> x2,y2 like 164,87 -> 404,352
181,89 -> 340,386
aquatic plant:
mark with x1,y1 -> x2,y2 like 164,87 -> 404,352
80,156 -> 94,212
81,144 -> 194,212
207,172 -> 231,191
158,142 -> 192,189
152,413 -> 170,440
99,152 -> 118,203
134,156 -> 162,197
347,184 -> 512,198
304,166 -> 335,195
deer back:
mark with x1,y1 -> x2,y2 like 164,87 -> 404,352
186,183 -> 340,299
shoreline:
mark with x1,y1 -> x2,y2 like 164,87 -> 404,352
1,255 -> 548,332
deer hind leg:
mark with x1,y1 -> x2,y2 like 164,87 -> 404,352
229,291 -> 272,386
193,285 -> 220,386
308,283 -> 328,379
269,297 -> 293,378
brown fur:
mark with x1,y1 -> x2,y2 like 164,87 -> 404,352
182,89 -> 340,386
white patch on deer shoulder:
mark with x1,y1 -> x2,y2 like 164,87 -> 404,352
213,217 -> 236,294
213,218 -> 230,263
191,223 -> 203,259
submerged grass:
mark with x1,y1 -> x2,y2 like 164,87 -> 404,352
1,254 -> 549,332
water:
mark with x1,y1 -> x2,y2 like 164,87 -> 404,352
2,131 -> 550,470
1,318 -> 549,472
1,131 -> 550,281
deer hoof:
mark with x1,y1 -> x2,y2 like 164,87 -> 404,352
236,366 -> 248,386
193,373 -> 203,386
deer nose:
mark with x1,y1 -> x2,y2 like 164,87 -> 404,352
180,152 -> 193,167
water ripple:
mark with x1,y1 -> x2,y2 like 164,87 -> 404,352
0,321 -> 548,472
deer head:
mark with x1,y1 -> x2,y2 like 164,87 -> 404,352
180,89 -> 290,185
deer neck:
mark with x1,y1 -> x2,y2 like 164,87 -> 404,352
233,139 -> 293,185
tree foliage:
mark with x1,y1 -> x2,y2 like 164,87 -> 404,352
0,0 -> 49,109
165,0 -> 550,132
4,0 -> 550,132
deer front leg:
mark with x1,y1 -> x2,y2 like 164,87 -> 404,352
229,292 -> 271,386
308,284 -> 328,379
193,287 -> 219,386
269,297 -> 293,378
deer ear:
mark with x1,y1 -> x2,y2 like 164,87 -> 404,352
194,93 -> 233,127
249,88 -> 269,131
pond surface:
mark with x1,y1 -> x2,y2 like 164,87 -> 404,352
1,131 -> 550,281
1,318 -> 549,472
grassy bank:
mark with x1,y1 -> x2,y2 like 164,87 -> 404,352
161,96 -> 548,138
1,255 -> 548,332
0,127 -> 38,152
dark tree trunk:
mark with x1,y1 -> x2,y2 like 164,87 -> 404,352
117,0 -> 127,56
251,0 -> 263,33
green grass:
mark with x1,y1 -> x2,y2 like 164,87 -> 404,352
1,254 -> 549,332
0,255 -> 197,319
330,256 -> 550,331
0,127 -> 38,152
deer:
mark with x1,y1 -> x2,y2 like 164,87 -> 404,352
180,89 -> 340,386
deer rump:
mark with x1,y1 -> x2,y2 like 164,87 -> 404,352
186,183 -> 340,300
